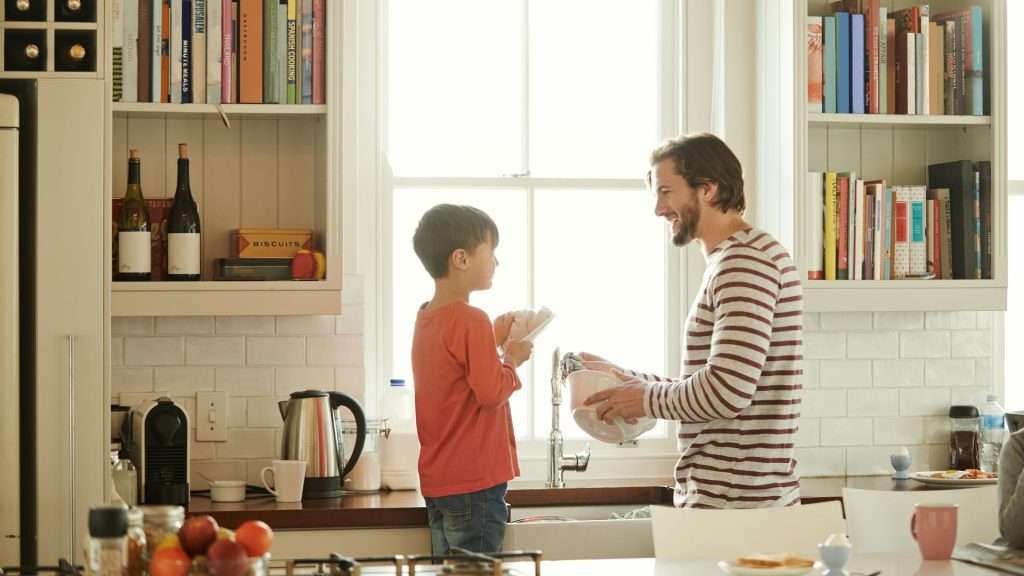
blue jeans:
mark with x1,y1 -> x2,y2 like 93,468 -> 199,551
424,482 -> 509,556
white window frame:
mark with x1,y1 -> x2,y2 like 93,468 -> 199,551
363,0 -> 689,465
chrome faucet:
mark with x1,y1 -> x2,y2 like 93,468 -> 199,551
547,347 -> 590,488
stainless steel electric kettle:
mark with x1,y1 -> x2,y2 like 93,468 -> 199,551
277,390 -> 367,498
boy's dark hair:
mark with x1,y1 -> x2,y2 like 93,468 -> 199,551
649,132 -> 746,214
413,204 -> 500,279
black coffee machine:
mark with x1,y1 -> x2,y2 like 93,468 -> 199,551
122,397 -> 190,506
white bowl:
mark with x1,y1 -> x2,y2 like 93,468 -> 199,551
567,370 -> 656,444
209,480 -> 246,502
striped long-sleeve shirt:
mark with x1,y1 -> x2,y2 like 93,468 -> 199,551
629,227 -> 803,509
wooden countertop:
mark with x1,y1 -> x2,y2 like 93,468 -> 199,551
187,475 -> 964,530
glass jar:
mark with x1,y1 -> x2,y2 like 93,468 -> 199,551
949,405 -> 982,470
139,505 -> 184,563
340,418 -> 389,492
125,508 -> 146,576
86,505 -> 127,576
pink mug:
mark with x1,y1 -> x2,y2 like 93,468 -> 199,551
910,504 -> 958,560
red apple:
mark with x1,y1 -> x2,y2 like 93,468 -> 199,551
235,521 -> 273,557
178,515 -> 219,557
149,547 -> 192,576
207,539 -> 250,576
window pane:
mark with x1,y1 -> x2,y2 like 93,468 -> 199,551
529,0 -> 661,178
1010,0 -> 1024,180
387,0 -> 524,177
391,187 -> 531,434
531,188 -> 667,438
1006,195 -> 1024,410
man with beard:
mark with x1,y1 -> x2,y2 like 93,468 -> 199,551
584,132 -> 803,509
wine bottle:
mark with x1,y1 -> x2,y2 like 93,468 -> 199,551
167,143 -> 201,281
55,40 -> 90,71
118,149 -> 151,281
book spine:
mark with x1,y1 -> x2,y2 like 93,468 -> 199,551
825,172 -> 837,280
301,0 -> 313,104
837,12 -> 850,113
313,0 -> 325,104
851,14 -> 864,114
207,0 -> 221,103
182,0 -> 193,103
824,16 -> 837,114
231,0 -> 239,103
941,190 -> 953,279
854,178 -> 865,279
171,0 -> 183,102
193,0 -> 207,103
838,175 -> 850,279
919,9 -> 929,114
278,0 -> 287,104
867,0 -> 879,114
944,21 -> 955,115
906,32 -> 915,114
884,186 -> 892,279
808,17 -> 823,114
161,0 -> 170,101
893,190 -> 909,279
808,172 -> 824,280
263,0 -> 279,103
926,199 -> 935,276
973,169 -> 981,279
886,17 -> 895,114
112,0 -> 124,102
909,186 -> 926,276
139,0 -> 153,102
969,6 -> 983,115
152,0 -> 163,101
240,0 -> 263,103
879,8 -> 887,114
929,23 -> 942,116
221,0 -> 232,102
124,0 -> 139,103
287,0 -> 297,104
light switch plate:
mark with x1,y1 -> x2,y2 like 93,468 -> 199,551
196,391 -> 228,442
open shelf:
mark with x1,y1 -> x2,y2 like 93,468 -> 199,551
804,280 -> 1006,312
111,103 -> 327,117
808,113 -> 992,126
111,280 -> 341,317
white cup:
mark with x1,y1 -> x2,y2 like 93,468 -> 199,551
260,460 -> 306,502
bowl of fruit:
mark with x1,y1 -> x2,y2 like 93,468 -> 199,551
148,515 -> 274,576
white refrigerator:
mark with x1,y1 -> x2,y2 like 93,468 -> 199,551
0,94 -> 20,566
0,79 -> 107,567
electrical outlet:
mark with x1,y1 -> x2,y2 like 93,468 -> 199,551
196,391 -> 228,442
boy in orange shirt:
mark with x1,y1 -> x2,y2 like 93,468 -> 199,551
411,204 -> 533,555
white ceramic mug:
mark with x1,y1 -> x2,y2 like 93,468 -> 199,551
261,460 -> 307,502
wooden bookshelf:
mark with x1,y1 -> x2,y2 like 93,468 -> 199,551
784,0 -> 1007,312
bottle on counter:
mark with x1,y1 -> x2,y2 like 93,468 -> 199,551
118,149 -> 151,281
86,505 -> 128,576
948,405 -> 981,470
981,394 -> 1006,473
111,448 -> 138,507
167,143 -> 201,281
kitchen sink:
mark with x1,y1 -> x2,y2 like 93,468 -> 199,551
509,504 -> 647,522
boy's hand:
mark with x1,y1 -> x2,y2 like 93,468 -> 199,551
504,339 -> 534,368
493,313 -> 515,347
579,351 -> 623,375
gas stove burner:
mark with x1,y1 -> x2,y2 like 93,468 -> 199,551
0,560 -> 83,576
407,549 -> 542,576
274,549 -> 542,576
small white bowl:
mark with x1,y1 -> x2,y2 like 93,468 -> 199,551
209,480 -> 246,502
567,369 -> 656,444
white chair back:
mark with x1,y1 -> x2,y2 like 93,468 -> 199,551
842,486 -> 999,554
651,501 -> 846,560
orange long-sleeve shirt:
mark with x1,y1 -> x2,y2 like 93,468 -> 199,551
412,301 -> 521,498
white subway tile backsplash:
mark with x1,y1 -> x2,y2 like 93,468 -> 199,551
118,391 -> 168,408
215,316 -> 276,335
978,312 -> 993,329
793,447 -> 846,476
821,418 -> 873,446
125,337 -> 185,366
950,387 -> 992,407
247,337 -> 306,365
276,366 -> 334,396
820,360 -> 872,388
950,331 -> 992,358
277,315 -> 335,335
873,416 -> 926,445
186,337 -> 246,366
157,317 -> 215,335
335,305 -> 364,335
802,390 -> 847,418
900,332 -> 951,358
155,367 -> 215,395
190,437 -> 217,460
795,419 -> 820,447
336,366 -> 366,403
112,368 -> 154,394
191,460 -> 247,490
872,360 -> 924,388
802,360 -> 820,389
926,312 -> 977,330
847,332 -> 899,359
924,359 -> 975,387
804,333 -> 847,359
247,397 -> 283,428
228,397 -> 247,428
112,317 -> 155,336
977,359 -> 993,388
874,312 -> 924,330
341,274 -> 364,304
900,388 -> 952,416
924,416 -> 950,444
307,335 -> 362,366
820,313 -> 873,331
848,389 -> 899,417
217,367 -> 275,396
216,429 -> 276,459
803,313 -> 820,332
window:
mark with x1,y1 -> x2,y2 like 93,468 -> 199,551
384,0 -> 681,444
1005,0 -> 1023,410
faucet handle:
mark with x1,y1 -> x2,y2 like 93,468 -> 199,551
578,443 -> 591,471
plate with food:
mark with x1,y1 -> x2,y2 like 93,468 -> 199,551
910,469 -> 998,486
718,554 -> 820,576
